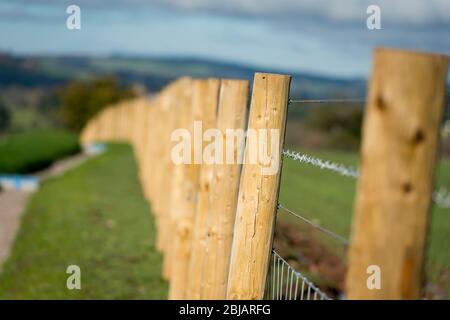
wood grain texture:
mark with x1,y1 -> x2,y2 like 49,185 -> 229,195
162,78 -> 193,280
185,79 -> 221,299
158,86 -> 186,257
142,100 -> 156,202
154,93 -> 172,251
226,73 -> 291,300
167,79 -> 201,299
346,48 -> 449,299
201,79 -> 249,299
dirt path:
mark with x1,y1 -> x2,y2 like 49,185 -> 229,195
36,153 -> 89,180
0,191 -> 30,268
0,153 -> 91,269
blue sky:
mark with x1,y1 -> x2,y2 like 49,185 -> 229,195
0,0 -> 449,78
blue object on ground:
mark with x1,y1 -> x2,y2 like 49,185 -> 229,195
0,175 -> 39,191
84,143 -> 107,155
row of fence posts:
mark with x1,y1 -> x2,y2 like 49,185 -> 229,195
81,48 -> 449,300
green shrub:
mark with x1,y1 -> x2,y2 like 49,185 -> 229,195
305,105 -> 363,150
59,76 -> 135,132
0,100 -> 10,133
0,130 -> 80,173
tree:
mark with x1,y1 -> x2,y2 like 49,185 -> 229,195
0,100 -> 10,133
59,76 -> 135,132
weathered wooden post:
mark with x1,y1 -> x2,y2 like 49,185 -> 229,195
80,116 -> 95,144
161,78 -> 192,280
109,104 -> 119,141
185,78 -> 221,299
142,100 -> 156,203
167,79 -> 198,299
157,83 -> 189,254
96,108 -> 108,142
153,93 -> 169,251
226,73 -> 291,299
346,48 -> 449,299
201,79 -> 249,299
131,98 -> 148,175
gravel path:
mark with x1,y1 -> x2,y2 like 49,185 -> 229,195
0,153 -> 91,269
0,191 -> 30,269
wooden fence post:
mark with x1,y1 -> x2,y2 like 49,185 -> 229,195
131,98 -> 148,172
346,48 -> 449,299
167,79 -> 198,299
142,100 -> 156,203
109,104 -> 119,141
153,93 -> 169,251
155,90 -> 170,251
158,83 -> 192,256
185,78 -> 221,299
161,78 -> 192,280
226,73 -> 291,300
80,116 -> 95,145
97,109 -> 108,142
201,79 -> 249,299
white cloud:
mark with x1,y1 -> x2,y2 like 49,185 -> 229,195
3,0 -> 450,27
1,0 -> 448,76
155,0 -> 450,27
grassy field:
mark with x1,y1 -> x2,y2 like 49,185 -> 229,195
0,130 -> 80,174
279,148 -> 450,287
0,144 -> 167,299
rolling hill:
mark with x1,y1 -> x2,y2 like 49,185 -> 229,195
0,53 -> 367,100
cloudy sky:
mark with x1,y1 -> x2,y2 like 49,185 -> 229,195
0,0 -> 449,77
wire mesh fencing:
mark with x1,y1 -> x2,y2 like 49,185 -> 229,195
264,250 -> 331,300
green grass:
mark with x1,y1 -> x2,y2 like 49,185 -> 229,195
0,144 -> 167,299
279,148 -> 450,285
0,130 -> 80,174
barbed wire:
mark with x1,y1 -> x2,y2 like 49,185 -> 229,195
283,149 -> 450,209
265,250 -> 331,300
283,149 -> 359,178
433,187 -> 450,208
277,203 -> 349,245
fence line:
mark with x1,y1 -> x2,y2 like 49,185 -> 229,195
79,47 -> 449,301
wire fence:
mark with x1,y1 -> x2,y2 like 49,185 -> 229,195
265,250 -> 331,300
268,93 -> 450,300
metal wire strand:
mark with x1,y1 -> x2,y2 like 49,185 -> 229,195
433,187 -> 450,208
283,149 -> 359,178
277,203 -> 349,245
265,250 -> 331,300
289,98 -> 366,104
283,149 -> 450,209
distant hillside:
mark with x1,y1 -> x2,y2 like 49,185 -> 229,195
0,53 -> 367,99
